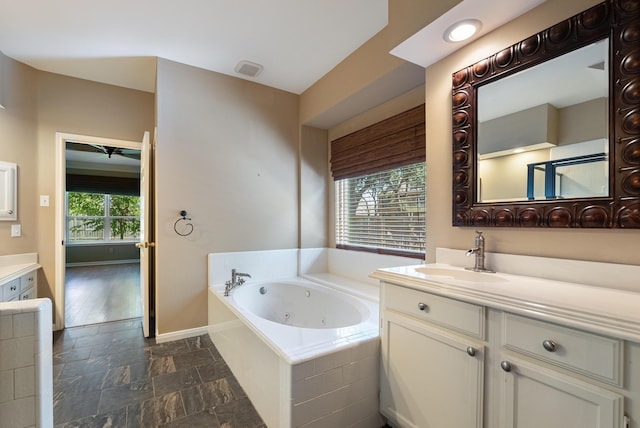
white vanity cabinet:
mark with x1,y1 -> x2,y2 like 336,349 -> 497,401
378,277 -> 639,428
0,264 -> 39,302
380,283 -> 485,428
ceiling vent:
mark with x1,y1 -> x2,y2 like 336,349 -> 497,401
234,60 -> 263,78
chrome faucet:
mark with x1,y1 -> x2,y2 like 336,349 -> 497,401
465,231 -> 494,273
224,268 -> 252,296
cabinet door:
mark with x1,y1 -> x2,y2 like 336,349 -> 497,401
381,310 -> 484,428
0,161 -> 17,221
498,356 -> 623,428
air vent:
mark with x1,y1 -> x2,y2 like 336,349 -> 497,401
234,60 -> 263,78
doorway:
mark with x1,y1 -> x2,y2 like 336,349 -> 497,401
54,132 -> 153,335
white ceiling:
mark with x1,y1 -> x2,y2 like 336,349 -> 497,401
391,0 -> 545,68
0,0 -> 388,94
0,0 -> 549,128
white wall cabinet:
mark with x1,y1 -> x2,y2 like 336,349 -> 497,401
0,161 -> 17,221
379,280 -> 638,428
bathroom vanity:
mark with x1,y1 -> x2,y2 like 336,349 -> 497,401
372,250 -> 640,428
0,254 -> 40,302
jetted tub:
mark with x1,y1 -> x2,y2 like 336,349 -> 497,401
207,277 -> 381,428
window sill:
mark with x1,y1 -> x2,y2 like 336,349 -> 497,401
66,241 -> 137,247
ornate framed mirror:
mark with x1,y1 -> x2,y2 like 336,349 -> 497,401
451,0 -> 640,228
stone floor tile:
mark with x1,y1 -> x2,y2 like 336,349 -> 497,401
58,407 -> 127,428
153,367 -> 200,397
53,319 -> 265,427
212,396 -> 265,428
128,392 -> 185,428
149,340 -> 190,357
160,408 -> 222,428
53,390 -> 101,425
200,378 -> 235,407
98,379 -> 154,413
172,348 -> 216,370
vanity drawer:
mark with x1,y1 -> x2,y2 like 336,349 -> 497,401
384,284 -> 485,339
502,313 -> 623,386
19,286 -> 36,301
20,270 -> 37,290
3,278 -> 21,301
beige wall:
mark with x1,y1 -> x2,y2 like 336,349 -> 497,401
425,0 -> 639,265
300,126 -> 329,248
0,53 -> 154,319
155,59 -> 299,334
0,54 -> 38,257
300,0 -> 457,127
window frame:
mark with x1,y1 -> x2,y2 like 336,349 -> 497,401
334,161 -> 426,259
65,192 -> 140,244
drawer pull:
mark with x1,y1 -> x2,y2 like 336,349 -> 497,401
542,340 -> 557,352
417,302 -> 428,311
500,361 -> 512,372
466,346 -> 477,357
10,285 -> 17,291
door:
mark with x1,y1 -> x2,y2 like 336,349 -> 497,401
136,131 -> 154,337
54,132 -> 151,332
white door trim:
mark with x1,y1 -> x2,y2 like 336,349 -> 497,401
54,132 -> 142,331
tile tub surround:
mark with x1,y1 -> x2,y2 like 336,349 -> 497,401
0,298 -> 53,428
52,319 -> 265,427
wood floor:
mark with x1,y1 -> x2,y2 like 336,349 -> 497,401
65,263 -> 142,327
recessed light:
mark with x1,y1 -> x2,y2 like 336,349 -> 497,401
443,19 -> 482,43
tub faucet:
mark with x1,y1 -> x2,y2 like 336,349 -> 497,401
224,269 -> 252,296
465,231 -> 494,273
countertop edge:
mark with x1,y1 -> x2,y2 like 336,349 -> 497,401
0,263 -> 42,286
371,268 -> 640,343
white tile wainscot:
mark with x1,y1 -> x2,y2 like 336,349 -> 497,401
373,249 -> 640,428
0,298 -> 53,428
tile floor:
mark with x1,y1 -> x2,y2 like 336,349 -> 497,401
53,318 -> 266,427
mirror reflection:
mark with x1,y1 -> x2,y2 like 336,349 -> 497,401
477,38 -> 609,202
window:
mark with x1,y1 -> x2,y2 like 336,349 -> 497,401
335,162 -> 425,257
67,192 -> 140,242
331,104 -> 426,258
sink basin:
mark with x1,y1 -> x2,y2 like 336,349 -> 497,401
415,267 -> 506,283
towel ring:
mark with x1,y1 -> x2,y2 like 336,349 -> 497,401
174,210 -> 194,237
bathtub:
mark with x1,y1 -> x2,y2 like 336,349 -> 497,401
208,277 -> 381,428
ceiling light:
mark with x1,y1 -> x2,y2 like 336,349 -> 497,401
443,19 -> 482,43
234,60 -> 263,78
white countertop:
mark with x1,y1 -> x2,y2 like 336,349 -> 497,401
0,253 -> 40,286
371,263 -> 640,343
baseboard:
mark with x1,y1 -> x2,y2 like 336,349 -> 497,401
65,259 -> 139,268
155,325 -> 209,344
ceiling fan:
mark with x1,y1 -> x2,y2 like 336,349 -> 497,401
66,141 -> 141,160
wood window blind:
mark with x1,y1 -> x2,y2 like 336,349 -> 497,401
330,104 -> 425,180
